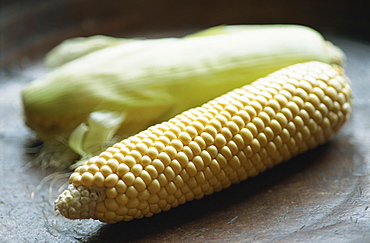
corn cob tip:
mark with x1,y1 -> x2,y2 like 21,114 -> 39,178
54,184 -> 105,220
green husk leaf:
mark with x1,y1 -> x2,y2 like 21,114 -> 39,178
44,25 -> 256,68
68,111 -> 126,157
44,35 -> 136,68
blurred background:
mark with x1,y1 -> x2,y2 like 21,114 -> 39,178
1,0 -> 370,242
1,0 -> 369,66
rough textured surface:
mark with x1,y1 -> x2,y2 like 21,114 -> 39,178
1,0 -> 370,242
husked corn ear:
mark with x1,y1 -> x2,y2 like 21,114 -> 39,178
54,62 -> 352,223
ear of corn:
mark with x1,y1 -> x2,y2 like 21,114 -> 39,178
22,25 -> 344,170
54,61 -> 352,223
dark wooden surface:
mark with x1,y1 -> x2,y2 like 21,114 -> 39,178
1,1 -> 370,242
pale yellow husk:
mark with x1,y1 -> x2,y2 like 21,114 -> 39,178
22,24 -> 345,171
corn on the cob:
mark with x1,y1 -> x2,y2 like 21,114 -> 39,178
23,25 -> 344,170
54,61 -> 352,223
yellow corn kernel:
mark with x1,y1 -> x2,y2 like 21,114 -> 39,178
54,61 -> 352,224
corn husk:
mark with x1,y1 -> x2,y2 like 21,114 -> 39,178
22,24 -> 345,170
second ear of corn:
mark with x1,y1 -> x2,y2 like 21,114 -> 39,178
54,61 -> 352,223
22,24 -> 344,170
